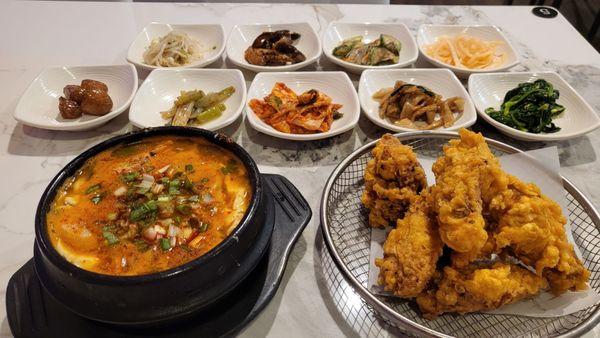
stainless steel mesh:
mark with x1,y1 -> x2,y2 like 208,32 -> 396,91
321,132 -> 600,338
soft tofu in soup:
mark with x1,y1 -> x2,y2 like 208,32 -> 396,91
46,136 -> 252,276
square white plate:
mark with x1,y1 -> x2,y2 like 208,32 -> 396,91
358,68 -> 476,132
227,23 -> 321,73
246,72 -> 359,141
129,68 -> 246,131
127,22 -> 225,71
322,22 -> 418,74
14,64 -> 138,131
469,72 -> 600,141
417,25 -> 519,78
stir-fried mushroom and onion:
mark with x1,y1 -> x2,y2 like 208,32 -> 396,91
373,81 -> 464,130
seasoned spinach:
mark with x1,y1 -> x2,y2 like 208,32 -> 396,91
485,79 -> 565,134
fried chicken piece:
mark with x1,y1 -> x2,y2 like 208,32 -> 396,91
450,237 -> 497,268
375,190 -> 444,297
416,262 -> 548,318
489,175 -> 590,294
430,129 -> 508,254
361,134 -> 427,228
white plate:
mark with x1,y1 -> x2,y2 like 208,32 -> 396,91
358,68 -> 476,132
417,25 -> 519,78
322,22 -> 418,74
127,23 -> 226,71
14,64 -> 138,131
129,69 -> 246,131
227,23 -> 321,73
246,72 -> 359,141
469,72 -> 600,141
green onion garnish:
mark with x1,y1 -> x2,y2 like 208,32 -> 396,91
169,179 -> 181,195
85,183 -> 101,194
221,159 -> 238,175
103,231 -> 119,245
91,195 -> 103,204
129,200 -> 158,222
121,172 -> 139,183
157,195 -> 171,202
160,238 -> 171,251
176,204 -> 191,215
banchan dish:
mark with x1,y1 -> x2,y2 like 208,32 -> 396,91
33,127 -> 273,325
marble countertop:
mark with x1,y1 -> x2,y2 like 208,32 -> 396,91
1,1 -> 600,337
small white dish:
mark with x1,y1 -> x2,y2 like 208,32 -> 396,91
417,25 -> 519,78
127,22 -> 226,71
14,64 -> 138,131
322,22 -> 418,74
129,68 -> 246,131
246,72 -> 359,141
227,23 -> 321,73
358,68 -> 476,133
469,72 -> 600,141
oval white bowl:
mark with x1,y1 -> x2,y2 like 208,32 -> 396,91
127,23 -> 226,71
227,23 -> 321,73
129,68 -> 246,131
417,25 -> 519,78
14,64 -> 138,131
322,22 -> 418,74
358,68 -> 477,132
468,71 -> 600,141
246,72 -> 360,141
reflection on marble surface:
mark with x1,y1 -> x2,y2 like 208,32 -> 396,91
1,2 -> 600,337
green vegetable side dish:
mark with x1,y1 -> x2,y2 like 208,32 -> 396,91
485,79 -> 565,134
161,86 -> 235,127
332,34 -> 401,66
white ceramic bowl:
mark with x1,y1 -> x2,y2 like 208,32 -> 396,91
246,72 -> 359,141
14,64 -> 138,131
227,23 -> 321,73
469,72 -> 600,141
417,25 -> 519,78
322,22 -> 418,74
358,68 -> 476,133
129,69 -> 246,131
127,23 -> 226,71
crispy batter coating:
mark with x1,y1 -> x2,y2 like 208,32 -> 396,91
416,262 -> 548,318
375,190 -> 444,297
489,175 -> 590,294
430,129 -> 507,254
361,134 -> 427,228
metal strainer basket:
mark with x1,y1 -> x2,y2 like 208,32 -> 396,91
320,131 -> 600,337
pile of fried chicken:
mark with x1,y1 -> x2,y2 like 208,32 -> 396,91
361,129 -> 590,319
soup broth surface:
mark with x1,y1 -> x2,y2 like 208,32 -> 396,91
46,135 -> 252,276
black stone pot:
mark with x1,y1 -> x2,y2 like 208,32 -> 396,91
33,127 -> 274,326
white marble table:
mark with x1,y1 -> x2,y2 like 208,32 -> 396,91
1,1 -> 600,337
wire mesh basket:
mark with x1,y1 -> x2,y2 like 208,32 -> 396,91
320,131 -> 600,338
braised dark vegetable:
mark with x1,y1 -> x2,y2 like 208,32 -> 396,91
244,30 -> 306,66
485,79 -> 565,133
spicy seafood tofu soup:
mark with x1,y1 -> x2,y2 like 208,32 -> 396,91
46,136 -> 252,276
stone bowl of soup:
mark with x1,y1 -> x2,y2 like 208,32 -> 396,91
33,126 -> 273,325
